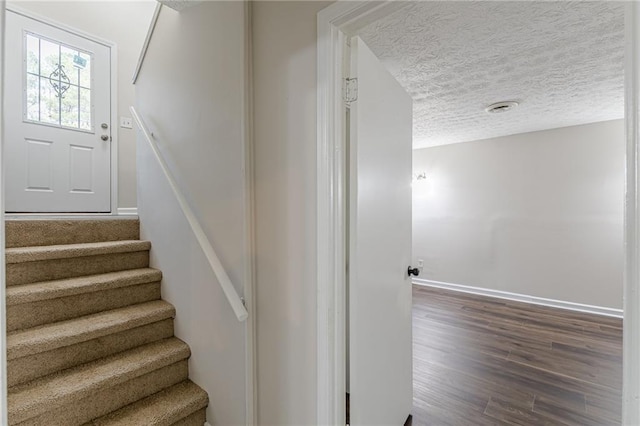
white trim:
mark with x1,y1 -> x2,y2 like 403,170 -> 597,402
625,2 -> 640,423
131,107 -> 248,322
109,41 -> 118,216
0,2 -> 8,425
116,207 -> 138,216
5,213 -> 134,220
5,4 -> 119,215
242,1 -> 257,423
132,2 -> 162,84
317,6 -> 348,426
413,278 -> 623,319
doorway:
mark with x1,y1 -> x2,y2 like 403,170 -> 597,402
317,2 -> 640,425
4,8 -> 114,213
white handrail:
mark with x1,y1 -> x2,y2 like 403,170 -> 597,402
131,107 -> 249,322
132,2 -> 162,84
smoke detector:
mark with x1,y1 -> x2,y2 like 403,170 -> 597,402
485,101 -> 519,114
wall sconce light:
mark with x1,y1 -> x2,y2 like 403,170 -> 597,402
413,172 -> 427,183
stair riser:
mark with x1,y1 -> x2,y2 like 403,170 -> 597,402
5,220 -> 140,248
8,319 -> 174,388
8,282 -> 161,332
6,252 -> 150,286
13,360 -> 189,426
172,409 -> 207,426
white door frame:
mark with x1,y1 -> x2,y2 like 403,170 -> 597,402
316,2 -> 413,425
317,1 -> 640,425
0,1 -> 8,424
624,3 -> 640,424
4,4 -> 119,215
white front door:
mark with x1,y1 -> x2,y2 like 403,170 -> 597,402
348,36 -> 414,425
4,10 -> 111,213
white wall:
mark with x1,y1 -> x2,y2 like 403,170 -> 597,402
253,1 -> 331,424
135,3 -> 248,425
412,119 -> 625,309
10,0 -> 157,209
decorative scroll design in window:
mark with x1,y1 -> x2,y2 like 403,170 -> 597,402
24,32 -> 93,131
49,64 -> 71,98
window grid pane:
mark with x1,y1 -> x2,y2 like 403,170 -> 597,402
24,32 -> 93,132
79,87 -> 92,130
60,46 -> 79,86
61,85 -> 79,128
26,34 -> 39,75
39,75 -> 59,125
26,74 -> 39,122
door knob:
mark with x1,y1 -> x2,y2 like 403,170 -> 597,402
408,266 -> 420,277
101,135 -> 109,141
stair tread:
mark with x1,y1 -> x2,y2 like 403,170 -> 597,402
8,300 -> 175,360
7,268 -> 163,306
5,218 -> 140,248
87,380 -> 208,426
8,338 -> 190,424
6,240 -> 151,264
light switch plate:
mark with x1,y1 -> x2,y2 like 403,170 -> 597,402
120,117 -> 133,129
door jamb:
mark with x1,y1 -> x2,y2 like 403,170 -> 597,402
624,3 -> 640,424
316,2 -> 412,424
4,4 -> 119,214
0,1 -> 8,425
318,2 -> 640,425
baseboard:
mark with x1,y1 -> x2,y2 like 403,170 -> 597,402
5,213 -> 135,220
116,207 -> 138,216
412,278 -> 623,318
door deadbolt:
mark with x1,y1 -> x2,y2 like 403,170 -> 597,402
101,123 -> 108,129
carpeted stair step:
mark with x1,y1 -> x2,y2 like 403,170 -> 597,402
7,300 -> 175,361
8,318 -> 175,388
6,241 -> 151,286
8,338 -> 191,425
86,380 -> 209,426
18,360 -> 191,426
6,240 -> 151,263
7,268 -> 163,331
171,410 -> 207,426
5,218 -> 210,424
5,219 -> 140,248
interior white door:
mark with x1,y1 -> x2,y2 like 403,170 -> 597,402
349,36 -> 413,425
4,10 -> 111,212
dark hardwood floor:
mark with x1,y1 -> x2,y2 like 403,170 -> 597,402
411,286 -> 622,426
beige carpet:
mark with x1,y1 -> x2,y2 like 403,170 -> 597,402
5,219 -> 208,425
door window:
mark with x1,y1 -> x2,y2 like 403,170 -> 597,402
24,32 -> 93,132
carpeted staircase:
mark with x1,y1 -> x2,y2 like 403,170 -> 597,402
5,218 -> 209,425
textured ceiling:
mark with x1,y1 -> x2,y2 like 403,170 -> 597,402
358,1 -> 625,149
158,0 -> 202,12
